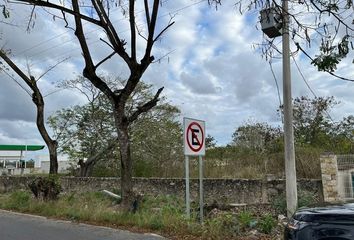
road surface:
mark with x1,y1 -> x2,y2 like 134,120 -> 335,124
0,210 -> 165,240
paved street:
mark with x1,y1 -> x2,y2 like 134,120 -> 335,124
0,210 -> 165,240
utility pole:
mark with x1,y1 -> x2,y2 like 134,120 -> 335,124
282,0 -> 298,217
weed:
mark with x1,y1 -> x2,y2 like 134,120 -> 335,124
259,214 -> 276,234
3,191 -> 31,210
238,210 -> 254,229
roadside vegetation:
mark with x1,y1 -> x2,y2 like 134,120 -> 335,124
0,190 -> 286,240
0,185 -> 321,239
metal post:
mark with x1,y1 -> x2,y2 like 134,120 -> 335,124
282,0 -> 298,217
25,145 -> 27,169
199,155 -> 204,223
185,155 -> 190,219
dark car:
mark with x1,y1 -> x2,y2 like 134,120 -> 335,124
284,203 -> 354,240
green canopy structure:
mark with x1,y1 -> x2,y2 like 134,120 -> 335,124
0,145 -> 45,151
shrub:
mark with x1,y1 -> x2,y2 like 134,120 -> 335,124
238,210 -> 254,230
28,176 -> 62,200
259,214 -> 276,234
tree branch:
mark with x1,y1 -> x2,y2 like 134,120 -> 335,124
128,87 -> 164,123
153,21 -> 175,42
91,0 -> 132,66
144,0 -> 151,27
12,0 -> 101,26
72,0 -> 114,98
37,57 -> 70,81
141,0 -> 160,69
295,42 -> 354,82
94,52 -> 115,69
129,0 -> 137,61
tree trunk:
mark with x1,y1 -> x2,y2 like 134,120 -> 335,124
77,140 -> 118,177
116,119 -> 134,209
33,89 -> 58,174
48,143 -> 58,174
78,160 -> 94,177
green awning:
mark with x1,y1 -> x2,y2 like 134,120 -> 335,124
0,145 -> 45,151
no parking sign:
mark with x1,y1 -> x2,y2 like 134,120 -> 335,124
183,118 -> 205,156
183,117 -> 205,223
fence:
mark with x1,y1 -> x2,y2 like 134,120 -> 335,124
337,154 -> 354,200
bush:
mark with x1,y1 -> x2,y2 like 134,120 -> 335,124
259,214 -> 276,234
28,176 -> 62,200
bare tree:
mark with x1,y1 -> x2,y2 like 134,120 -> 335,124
10,0 -> 174,208
0,50 -> 59,174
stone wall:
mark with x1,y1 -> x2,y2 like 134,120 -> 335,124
0,176 -> 323,205
320,153 -> 339,202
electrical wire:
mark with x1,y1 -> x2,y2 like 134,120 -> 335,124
269,61 -> 283,123
14,0 -> 171,58
291,54 -> 335,122
2,70 -> 32,96
13,1 -> 128,57
29,0 -> 206,65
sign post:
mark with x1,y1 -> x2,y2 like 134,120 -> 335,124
183,117 -> 205,223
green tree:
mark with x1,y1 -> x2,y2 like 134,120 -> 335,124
205,134 -> 217,149
49,80 -> 182,177
232,121 -> 282,153
291,96 -> 337,148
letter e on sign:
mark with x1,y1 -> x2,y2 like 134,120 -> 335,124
183,118 -> 205,156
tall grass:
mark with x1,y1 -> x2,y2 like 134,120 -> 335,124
0,191 -> 279,239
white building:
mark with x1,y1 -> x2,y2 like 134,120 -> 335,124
36,155 -> 72,174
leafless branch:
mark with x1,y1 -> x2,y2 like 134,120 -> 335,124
10,0 -> 102,26
153,21 -> 175,42
95,52 -> 115,69
144,0 -> 151,27
26,5 -> 35,32
128,87 -> 164,123
37,57 -> 70,81
129,0 -> 136,61
100,38 -> 115,50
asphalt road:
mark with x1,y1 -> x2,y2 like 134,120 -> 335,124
0,210 -> 166,240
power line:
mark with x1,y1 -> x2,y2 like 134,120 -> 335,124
291,55 -> 317,97
15,0 -> 172,58
13,1 -> 128,57
269,61 -> 283,123
291,55 -> 335,122
2,70 -> 32,96
30,0 -> 205,65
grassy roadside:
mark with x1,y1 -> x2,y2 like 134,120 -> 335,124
0,190 -> 279,240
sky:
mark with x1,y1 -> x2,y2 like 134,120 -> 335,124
0,0 -> 353,159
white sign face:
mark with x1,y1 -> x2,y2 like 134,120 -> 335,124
183,117 -> 205,156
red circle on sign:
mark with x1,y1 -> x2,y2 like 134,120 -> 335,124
186,122 -> 204,152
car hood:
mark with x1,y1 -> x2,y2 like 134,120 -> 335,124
294,203 -> 354,222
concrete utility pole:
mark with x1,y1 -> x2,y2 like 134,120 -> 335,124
282,0 -> 298,217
